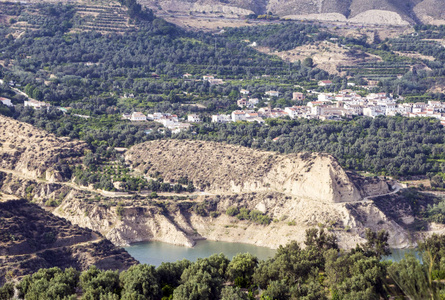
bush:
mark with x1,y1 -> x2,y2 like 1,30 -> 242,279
226,206 -> 239,216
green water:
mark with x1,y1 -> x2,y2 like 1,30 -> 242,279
125,240 -> 277,266
383,248 -> 421,262
125,240 -> 420,267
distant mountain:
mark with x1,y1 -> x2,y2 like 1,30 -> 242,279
139,0 -> 445,25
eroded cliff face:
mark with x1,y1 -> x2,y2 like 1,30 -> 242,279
0,167 -> 412,250
126,140 -> 390,203
0,115 -> 412,251
49,190 -> 412,249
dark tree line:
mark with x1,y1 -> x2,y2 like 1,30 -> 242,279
175,116 -> 445,177
7,231 -> 445,299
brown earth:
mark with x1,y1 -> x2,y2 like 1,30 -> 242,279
0,115 -> 88,182
256,41 -> 382,75
126,139 -> 390,203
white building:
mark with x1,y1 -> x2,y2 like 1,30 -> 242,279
318,94 -> 334,102
285,107 -> 298,119
203,75 -> 214,81
240,89 -> 250,95
212,114 -> 231,123
187,114 -> 201,122
0,97 -> 13,107
24,99 -> 50,109
363,106 -> 385,118
318,80 -> 332,86
232,110 -> 247,122
248,98 -> 259,106
265,90 -> 279,97
130,112 -> 147,121
170,123 -> 192,134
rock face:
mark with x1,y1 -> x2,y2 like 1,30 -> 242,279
126,140 -> 390,203
0,115 -> 87,182
0,199 -> 137,285
50,189 -> 412,250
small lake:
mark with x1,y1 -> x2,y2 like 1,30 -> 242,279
125,240 -> 277,267
125,240 -> 421,267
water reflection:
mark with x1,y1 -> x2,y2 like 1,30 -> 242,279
125,240 -> 277,267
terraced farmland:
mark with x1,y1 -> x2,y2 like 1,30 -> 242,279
338,61 -> 411,80
75,4 -> 134,33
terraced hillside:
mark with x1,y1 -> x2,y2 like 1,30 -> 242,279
140,0 -> 445,25
0,199 -> 137,285
0,115 -> 87,182
0,1 -> 135,34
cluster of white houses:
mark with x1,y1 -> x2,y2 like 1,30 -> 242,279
212,90 -> 445,126
307,90 -> 445,125
122,112 -> 193,134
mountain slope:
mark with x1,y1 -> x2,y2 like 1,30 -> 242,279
0,117 -> 415,250
0,115 -> 87,182
125,139 -> 390,203
140,0 -> 444,24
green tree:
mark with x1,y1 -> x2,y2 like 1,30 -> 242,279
388,253 -> 442,300
0,283 -> 14,300
261,280 -> 289,300
360,229 -> 390,258
226,253 -> 258,288
220,286 -> 248,300
173,254 -> 229,300
302,57 -> 314,68
119,265 -> 161,300
80,266 -> 120,300
17,267 -> 79,300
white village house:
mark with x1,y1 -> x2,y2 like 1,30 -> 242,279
0,97 -> 13,107
24,99 -> 51,109
187,114 -> 201,122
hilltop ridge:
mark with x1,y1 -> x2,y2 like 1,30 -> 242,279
126,139 -> 390,203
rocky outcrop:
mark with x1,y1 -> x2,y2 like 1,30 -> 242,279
126,140 -> 390,203
0,156 -> 413,250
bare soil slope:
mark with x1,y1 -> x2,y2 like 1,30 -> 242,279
140,0 -> 444,25
126,139 -> 390,203
0,115 -> 87,182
